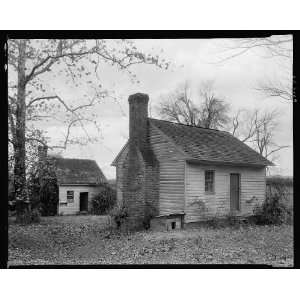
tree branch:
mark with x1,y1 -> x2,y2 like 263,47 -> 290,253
25,137 -> 49,147
266,145 -> 290,158
25,40 -> 63,83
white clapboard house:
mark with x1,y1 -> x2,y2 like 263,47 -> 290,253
112,93 -> 273,230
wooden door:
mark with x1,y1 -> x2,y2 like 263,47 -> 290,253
230,174 -> 240,211
80,192 -> 88,211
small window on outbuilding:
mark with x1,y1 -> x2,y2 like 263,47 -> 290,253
205,170 -> 215,193
67,190 -> 74,203
171,221 -> 176,229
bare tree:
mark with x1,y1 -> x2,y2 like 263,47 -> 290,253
217,36 -> 292,62
255,77 -> 293,102
228,108 -> 290,162
158,81 -> 199,125
252,110 -> 290,160
8,39 -> 169,222
198,81 -> 230,129
157,80 -> 230,129
215,35 -> 293,102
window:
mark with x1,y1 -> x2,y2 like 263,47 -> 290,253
205,170 -> 215,193
67,190 -> 74,203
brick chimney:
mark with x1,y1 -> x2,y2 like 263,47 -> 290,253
128,93 -> 149,153
122,93 -> 159,230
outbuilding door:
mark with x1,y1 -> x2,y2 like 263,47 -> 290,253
80,192 -> 88,212
230,173 -> 240,211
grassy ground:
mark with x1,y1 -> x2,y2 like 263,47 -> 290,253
8,216 -> 293,266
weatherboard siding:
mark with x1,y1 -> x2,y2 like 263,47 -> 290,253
115,144 -> 129,206
114,124 -> 267,222
185,163 -> 266,223
149,124 -> 186,215
58,185 -> 101,215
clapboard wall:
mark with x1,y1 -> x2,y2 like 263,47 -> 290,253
113,123 -> 267,223
185,162 -> 266,222
149,124 -> 186,215
115,144 -> 129,207
58,185 -> 101,215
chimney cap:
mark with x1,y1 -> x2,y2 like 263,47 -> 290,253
128,93 -> 149,104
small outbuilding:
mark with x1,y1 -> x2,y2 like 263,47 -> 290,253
38,147 -> 107,215
112,93 -> 273,230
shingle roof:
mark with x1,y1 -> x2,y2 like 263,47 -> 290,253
50,157 -> 107,185
149,118 -> 273,167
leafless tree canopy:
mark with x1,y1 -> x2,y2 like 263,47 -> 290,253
228,108 -> 290,162
218,36 -> 292,62
198,81 -> 230,129
157,80 -> 230,129
255,77 -> 293,102
216,35 -> 293,102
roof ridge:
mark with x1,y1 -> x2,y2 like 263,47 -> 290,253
148,117 -> 226,133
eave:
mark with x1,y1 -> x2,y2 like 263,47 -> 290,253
186,158 -> 272,168
111,140 -> 129,166
58,182 -> 103,186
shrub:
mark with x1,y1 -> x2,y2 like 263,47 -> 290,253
205,213 -> 243,229
30,208 -> 41,223
27,169 -> 59,216
91,184 -> 116,215
266,176 -> 293,211
15,207 -> 41,224
39,180 -> 59,216
225,213 -> 242,228
108,204 -> 128,229
253,194 -> 292,225
206,215 -> 223,229
143,202 -> 158,230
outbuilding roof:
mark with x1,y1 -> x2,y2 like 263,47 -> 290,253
51,157 -> 107,185
149,118 -> 273,167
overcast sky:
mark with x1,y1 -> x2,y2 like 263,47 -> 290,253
41,37 -> 293,179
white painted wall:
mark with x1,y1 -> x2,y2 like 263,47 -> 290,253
58,185 -> 101,215
185,163 -> 266,223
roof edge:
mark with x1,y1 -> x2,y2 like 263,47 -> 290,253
186,158 -> 270,168
58,183 -> 104,186
111,140 -> 129,166
148,117 -> 222,132
149,120 -> 190,159
221,131 -> 274,166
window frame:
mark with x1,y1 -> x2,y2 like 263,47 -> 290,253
66,190 -> 74,203
204,170 -> 215,194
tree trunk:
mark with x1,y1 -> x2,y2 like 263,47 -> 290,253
14,40 -> 29,222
